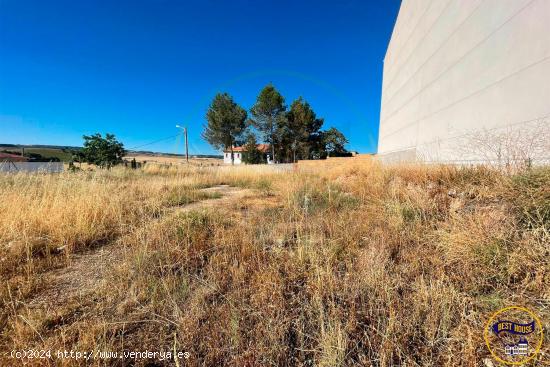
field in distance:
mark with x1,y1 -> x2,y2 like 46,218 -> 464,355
0,144 -> 223,165
0,145 -> 74,161
124,153 -> 222,165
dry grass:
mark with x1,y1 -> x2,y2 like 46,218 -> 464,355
125,154 -> 222,166
0,160 -> 548,366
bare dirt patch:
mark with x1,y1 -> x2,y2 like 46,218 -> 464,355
25,185 -> 255,311
175,185 -> 254,213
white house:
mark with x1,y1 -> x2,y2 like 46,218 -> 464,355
223,144 -> 272,165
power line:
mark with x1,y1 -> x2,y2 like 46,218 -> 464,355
127,134 -> 180,151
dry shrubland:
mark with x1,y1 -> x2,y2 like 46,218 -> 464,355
0,160 -> 548,366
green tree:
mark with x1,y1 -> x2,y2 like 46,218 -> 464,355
322,127 -> 349,157
241,133 -> 264,164
202,93 -> 248,165
250,84 -> 286,163
82,133 -> 125,168
283,97 -> 324,162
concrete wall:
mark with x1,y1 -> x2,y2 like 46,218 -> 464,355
0,162 -> 64,173
378,0 -> 550,164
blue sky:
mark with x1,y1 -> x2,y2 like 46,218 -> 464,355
0,0 -> 401,155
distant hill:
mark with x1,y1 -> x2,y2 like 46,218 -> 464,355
0,144 -> 82,150
0,144 -> 222,162
0,146 -> 74,162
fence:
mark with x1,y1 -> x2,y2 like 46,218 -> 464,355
0,161 -> 64,173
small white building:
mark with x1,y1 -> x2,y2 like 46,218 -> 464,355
223,144 -> 272,165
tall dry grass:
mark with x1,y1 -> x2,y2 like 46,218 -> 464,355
0,160 -> 548,366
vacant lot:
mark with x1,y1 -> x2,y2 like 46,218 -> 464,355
0,160 -> 548,366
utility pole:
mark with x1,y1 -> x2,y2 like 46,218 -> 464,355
176,125 -> 189,163
184,127 -> 189,163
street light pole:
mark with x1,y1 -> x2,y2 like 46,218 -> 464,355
184,127 -> 189,163
176,125 -> 189,163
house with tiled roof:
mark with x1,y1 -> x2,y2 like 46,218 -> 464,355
223,144 -> 272,165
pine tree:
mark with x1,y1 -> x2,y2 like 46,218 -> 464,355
202,93 -> 248,164
250,84 -> 286,163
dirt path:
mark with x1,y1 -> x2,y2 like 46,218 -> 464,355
175,184 -> 254,213
26,185 -> 253,311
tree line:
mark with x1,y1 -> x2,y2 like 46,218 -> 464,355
202,84 -> 350,164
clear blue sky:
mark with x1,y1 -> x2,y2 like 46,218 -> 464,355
0,0 -> 401,155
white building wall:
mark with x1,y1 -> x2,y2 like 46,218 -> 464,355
223,152 -> 242,164
379,0 -> 550,163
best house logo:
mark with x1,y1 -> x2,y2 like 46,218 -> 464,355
484,306 -> 544,365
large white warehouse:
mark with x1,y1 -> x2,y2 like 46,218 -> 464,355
378,0 -> 550,164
